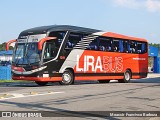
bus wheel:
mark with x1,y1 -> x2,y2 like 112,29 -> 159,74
60,70 -> 74,85
98,80 -> 110,83
35,81 -> 48,86
119,70 -> 131,83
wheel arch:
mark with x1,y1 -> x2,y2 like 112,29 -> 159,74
65,67 -> 75,78
59,67 -> 75,85
125,68 -> 132,79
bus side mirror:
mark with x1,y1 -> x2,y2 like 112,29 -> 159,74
6,39 -> 17,51
38,37 -> 57,50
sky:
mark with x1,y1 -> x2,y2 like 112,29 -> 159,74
0,0 -> 160,44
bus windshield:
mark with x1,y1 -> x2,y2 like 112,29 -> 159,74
13,42 -> 41,65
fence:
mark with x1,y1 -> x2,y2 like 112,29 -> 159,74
0,66 -> 11,80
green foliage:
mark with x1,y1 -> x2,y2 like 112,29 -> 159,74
9,46 -> 14,50
149,43 -> 160,48
0,42 -> 6,51
148,57 -> 154,67
0,42 -> 13,51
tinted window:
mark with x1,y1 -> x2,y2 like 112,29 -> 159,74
98,37 -> 112,51
129,41 -> 137,53
113,39 -> 120,52
44,31 -> 66,59
65,33 -> 83,50
43,40 -> 58,59
86,39 -> 99,50
85,36 -> 148,54
123,40 -> 129,53
137,42 -> 147,54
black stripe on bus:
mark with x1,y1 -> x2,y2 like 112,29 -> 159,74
75,72 -> 147,77
132,72 -> 148,76
75,73 -> 124,76
51,72 -> 147,77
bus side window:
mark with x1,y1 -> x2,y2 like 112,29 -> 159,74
98,37 -> 112,52
142,43 -> 146,53
65,33 -> 83,50
119,40 -> 123,53
139,42 -> 147,54
113,39 -> 120,52
44,41 -> 56,59
86,39 -> 98,50
48,31 -> 65,48
123,40 -> 129,53
130,41 -> 137,53
44,31 -> 66,59
99,40 -> 106,51
137,42 -> 142,54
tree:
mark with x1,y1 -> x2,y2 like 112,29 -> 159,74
0,42 -> 14,51
149,43 -> 159,48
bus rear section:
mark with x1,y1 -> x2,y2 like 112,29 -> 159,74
73,49 -> 148,82
6,25 -> 148,85
60,33 -> 148,84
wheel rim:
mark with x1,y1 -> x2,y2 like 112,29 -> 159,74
125,72 -> 130,81
62,73 -> 71,83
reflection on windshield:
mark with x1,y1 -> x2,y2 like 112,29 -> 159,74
13,43 -> 41,64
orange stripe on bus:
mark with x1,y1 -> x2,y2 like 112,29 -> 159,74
12,76 -> 62,82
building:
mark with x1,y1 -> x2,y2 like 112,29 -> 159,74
0,50 -> 13,61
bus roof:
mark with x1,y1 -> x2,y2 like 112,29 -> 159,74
102,32 -> 148,42
19,25 -> 101,36
18,25 -> 147,42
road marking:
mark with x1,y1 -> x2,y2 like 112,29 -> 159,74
0,91 -> 64,101
11,93 -> 24,97
0,97 -> 4,99
30,92 -> 38,95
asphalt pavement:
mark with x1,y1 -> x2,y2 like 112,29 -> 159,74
0,73 -> 160,120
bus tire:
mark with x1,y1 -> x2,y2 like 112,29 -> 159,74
98,80 -> 110,83
119,70 -> 131,83
35,81 -> 48,86
60,69 -> 74,85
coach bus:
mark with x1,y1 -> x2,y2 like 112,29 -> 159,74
6,25 -> 148,86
